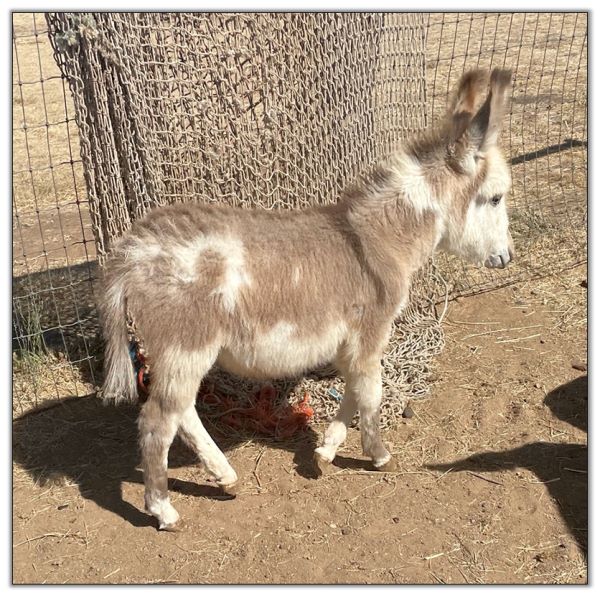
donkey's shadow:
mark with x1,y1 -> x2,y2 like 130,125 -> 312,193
12,392 -> 322,530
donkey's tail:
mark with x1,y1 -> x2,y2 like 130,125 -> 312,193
98,273 -> 138,404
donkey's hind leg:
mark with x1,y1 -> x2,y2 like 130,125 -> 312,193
349,357 -> 396,471
178,405 -> 238,493
138,398 -> 181,530
138,346 -> 221,530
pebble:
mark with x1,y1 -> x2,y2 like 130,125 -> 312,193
341,527 -> 351,535
571,360 -> 587,372
392,517 -> 400,524
534,382 -> 542,389
402,405 -> 414,419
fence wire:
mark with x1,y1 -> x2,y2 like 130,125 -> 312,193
12,12 -> 587,419
426,12 -> 587,296
12,13 -> 98,414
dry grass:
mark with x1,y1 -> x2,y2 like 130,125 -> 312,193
12,352 -> 96,417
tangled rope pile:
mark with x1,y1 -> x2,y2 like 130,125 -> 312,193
198,385 -> 314,439
128,325 -> 314,438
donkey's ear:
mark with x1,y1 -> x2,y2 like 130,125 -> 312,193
447,69 -> 490,141
468,68 -> 512,152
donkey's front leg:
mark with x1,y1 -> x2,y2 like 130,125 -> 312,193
350,358 -> 396,471
315,355 -> 395,473
314,389 -> 358,473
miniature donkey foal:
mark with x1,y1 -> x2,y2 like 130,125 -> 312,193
99,68 -> 514,530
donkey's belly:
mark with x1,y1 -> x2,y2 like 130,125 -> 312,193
217,321 -> 348,380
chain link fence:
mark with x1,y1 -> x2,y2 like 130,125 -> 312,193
12,12 -> 587,420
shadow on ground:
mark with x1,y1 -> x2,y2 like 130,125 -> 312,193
12,391 -> 323,531
426,376 -> 588,554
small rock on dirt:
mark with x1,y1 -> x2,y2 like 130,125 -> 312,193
571,360 -> 587,372
580,279 -> 588,288
402,406 -> 414,419
341,527 -> 351,535
392,517 -> 400,524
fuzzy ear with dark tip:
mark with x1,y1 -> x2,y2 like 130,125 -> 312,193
467,68 -> 513,153
447,69 -> 490,142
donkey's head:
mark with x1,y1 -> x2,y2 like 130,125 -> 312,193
434,68 -> 515,269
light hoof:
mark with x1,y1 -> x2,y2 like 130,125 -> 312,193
313,451 -> 334,477
219,481 -> 239,497
374,457 -> 397,472
159,518 -> 184,532
146,496 -> 180,531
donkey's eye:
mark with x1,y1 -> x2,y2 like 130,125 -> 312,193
490,194 -> 503,206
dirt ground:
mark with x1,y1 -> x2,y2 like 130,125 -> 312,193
12,264 -> 587,585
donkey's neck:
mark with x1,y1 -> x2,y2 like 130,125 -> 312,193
342,188 -> 442,312
352,200 -> 440,269
342,153 -> 445,280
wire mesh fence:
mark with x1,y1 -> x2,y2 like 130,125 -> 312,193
12,12 -> 587,419
12,13 -> 99,415
426,12 -> 587,297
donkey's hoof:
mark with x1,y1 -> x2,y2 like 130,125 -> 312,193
159,519 -> 184,532
147,499 -> 180,531
313,452 -> 334,477
219,481 -> 239,497
374,457 -> 398,473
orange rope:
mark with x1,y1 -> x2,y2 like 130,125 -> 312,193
130,341 -> 312,436
198,384 -> 314,438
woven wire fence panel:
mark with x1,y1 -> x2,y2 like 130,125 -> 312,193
42,12 -> 445,428
12,13 -> 99,416
426,13 -> 587,298
12,12 -> 587,426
